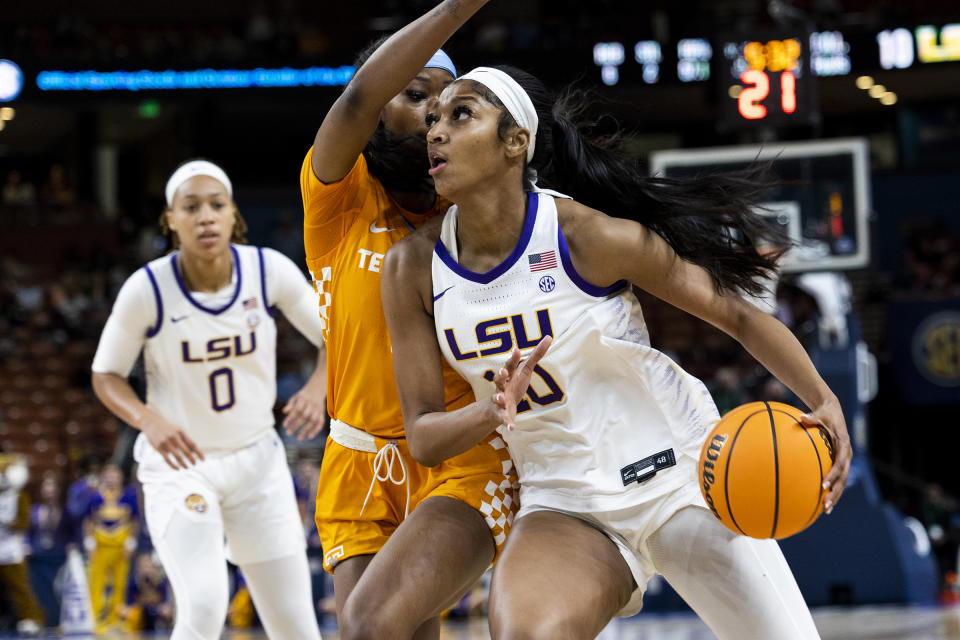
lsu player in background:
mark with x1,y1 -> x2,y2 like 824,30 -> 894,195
300,1 -> 518,637
83,462 -> 138,633
91,160 -> 326,640
381,65 -> 852,639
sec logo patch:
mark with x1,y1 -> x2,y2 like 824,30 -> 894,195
538,275 -> 556,293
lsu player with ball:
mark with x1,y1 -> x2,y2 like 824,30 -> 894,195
382,63 -> 852,639
92,160 -> 326,640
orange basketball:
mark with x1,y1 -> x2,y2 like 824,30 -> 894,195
698,401 -> 834,539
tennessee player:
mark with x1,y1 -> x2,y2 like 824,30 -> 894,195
301,1 -> 514,637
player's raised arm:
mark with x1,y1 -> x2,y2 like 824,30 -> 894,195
311,0 -> 489,183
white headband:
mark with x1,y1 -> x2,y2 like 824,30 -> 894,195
165,160 -> 233,207
460,66 -> 538,162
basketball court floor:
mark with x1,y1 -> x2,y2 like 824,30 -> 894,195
284,605 -> 960,640
8,604 -> 954,639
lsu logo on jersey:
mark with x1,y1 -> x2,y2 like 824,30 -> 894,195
181,333 -> 257,363
184,493 -> 208,514
442,309 -> 553,361
444,309 -> 565,414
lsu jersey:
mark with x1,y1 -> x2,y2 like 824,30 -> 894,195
301,150 -> 473,438
138,244 -> 278,453
431,192 -> 721,513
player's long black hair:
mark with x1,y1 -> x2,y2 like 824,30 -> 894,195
470,65 -> 787,297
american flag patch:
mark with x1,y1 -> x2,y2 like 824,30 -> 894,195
243,297 -> 259,310
528,250 -> 557,272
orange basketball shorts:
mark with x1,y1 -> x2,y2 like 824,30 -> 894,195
315,425 -> 518,573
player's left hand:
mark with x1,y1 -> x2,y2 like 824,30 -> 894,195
492,335 -> 552,431
800,396 -> 851,515
282,388 -> 327,441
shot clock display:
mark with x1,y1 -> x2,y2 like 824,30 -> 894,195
719,33 -> 819,129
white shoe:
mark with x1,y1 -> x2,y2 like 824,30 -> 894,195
16,619 -> 41,637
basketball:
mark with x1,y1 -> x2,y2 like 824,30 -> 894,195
699,401 -> 835,540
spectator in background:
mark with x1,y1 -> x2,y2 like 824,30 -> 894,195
2,170 -> 36,207
903,219 -> 960,295
922,484 -> 960,590
0,453 -> 44,637
26,475 -> 69,627
83,462 -> 139,634
39,163 -> 76,209
120,552 -> 172,633
61,455 -> 101,549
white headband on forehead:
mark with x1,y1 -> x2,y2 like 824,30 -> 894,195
460,67 -> 538,162
165,160 -> 233,207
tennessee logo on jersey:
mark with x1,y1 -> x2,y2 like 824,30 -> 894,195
324,544 -> 345,570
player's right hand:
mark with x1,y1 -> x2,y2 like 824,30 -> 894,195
140,414 -> 205,470
492,335 -> 552,431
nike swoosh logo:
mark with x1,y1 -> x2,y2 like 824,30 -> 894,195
171,315 -> 189,323
369,221 -> 396,234
432,285 -> 455,302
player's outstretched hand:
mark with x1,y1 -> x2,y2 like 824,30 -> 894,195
800,397 -> 851,515
283,388 -> 327,441
492,335 -> 553,432
140,413 -> 204,470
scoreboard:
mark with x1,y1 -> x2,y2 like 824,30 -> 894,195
591,22 -> 959,131
719,34 -> 818,129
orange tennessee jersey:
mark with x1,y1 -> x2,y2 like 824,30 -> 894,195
301,149 -> 474,438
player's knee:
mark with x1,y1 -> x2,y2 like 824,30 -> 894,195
489,599 -> 585,640
175,590 -> 228,639
490,615 -> 577,640
338,603 -> 405,640
338,616 -> 390,640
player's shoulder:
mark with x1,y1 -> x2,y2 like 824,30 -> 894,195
116,257 -> 166,294
555,196 -> 609,228
393,215 -> 443,261
556,195 -> 643,240
232,243 -> 263,261
382,214 -> 442,281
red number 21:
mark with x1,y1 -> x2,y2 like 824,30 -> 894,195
738,70 -> 797,120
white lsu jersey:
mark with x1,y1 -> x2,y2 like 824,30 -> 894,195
139,245 -> 278,453
432,192 -> 721,513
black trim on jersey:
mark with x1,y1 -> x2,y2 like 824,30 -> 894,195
143,265 -> 163,338
257,247 -> 275,318
434,192 -> 538,284
557,225 -> 628,298
171,245 -> 242,315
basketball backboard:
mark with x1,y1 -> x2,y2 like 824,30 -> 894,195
650,138 -> 871,272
